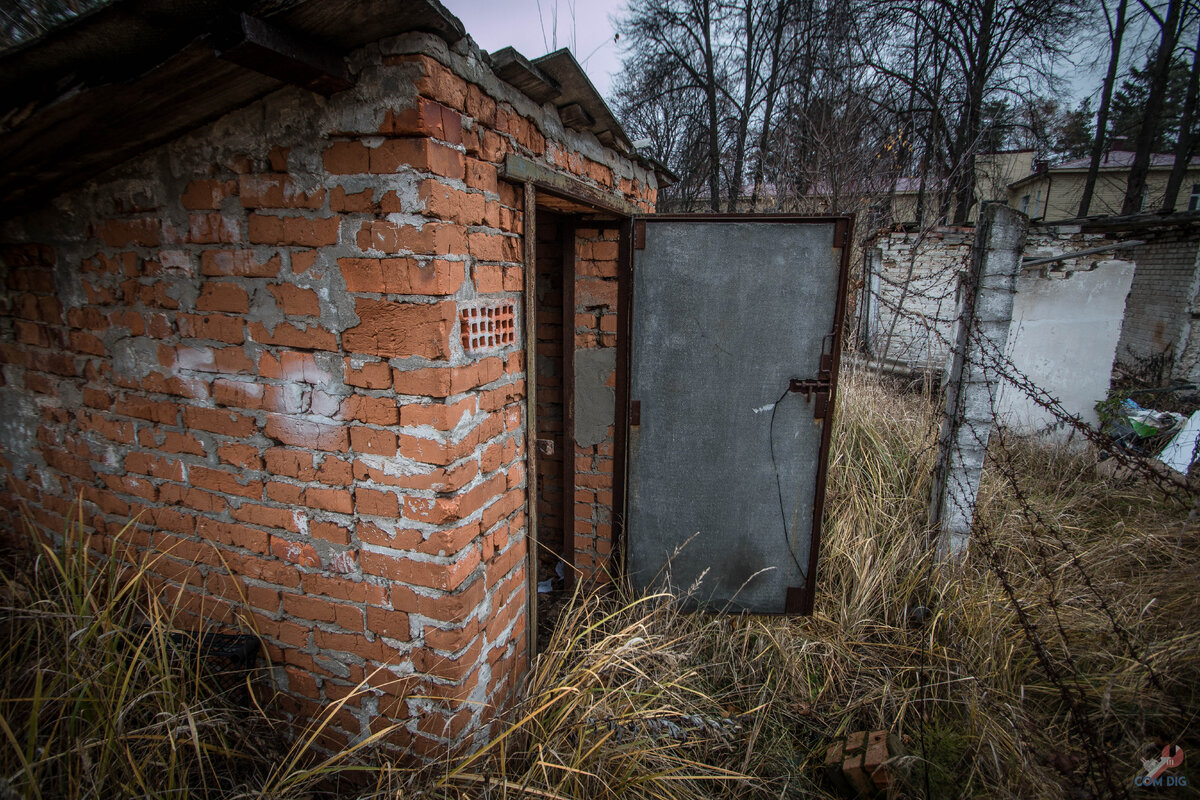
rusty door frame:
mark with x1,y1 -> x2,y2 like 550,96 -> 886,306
616,213 -> 854,615
517,176 -> 634,655
557,215 -> 578,592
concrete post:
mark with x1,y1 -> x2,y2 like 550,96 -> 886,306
929,204 -> 1027,558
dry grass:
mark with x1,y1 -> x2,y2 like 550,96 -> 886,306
2,369 -> 1197,798
416,369 -> 1199,799
0,514 -> 394,799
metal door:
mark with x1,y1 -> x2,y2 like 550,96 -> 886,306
625,215 -> 850,614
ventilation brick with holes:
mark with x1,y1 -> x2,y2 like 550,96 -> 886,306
460,301 -> 516,353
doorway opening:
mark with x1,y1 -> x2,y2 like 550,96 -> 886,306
533,208 -> 571,649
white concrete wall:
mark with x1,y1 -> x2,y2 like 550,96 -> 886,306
865,224 -> 1135,436
997,260 -> 1136,433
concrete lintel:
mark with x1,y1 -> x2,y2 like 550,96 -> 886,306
500,154 -> 641,218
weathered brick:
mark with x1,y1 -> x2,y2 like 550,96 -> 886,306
264,414 -> 349,451
177,313 -> 245,344
196,282 -> 250,313
339,257 -> 464,296
355,487 -> 400,516
96,218 -> 160,247
267,283 -> 321,316
419,180 -> 484,225
181,179 -> 236,210
239,174 -> 326,209
271,535 -> 321,567
201,250 -> 281,277
369,138 -> 465,180
248,321 -> 337,351
381,97 -> 464,145
323,141 -> 370,174
342,299 -> 455,359
392,357 -> 503,398
343,358 -> 392,389
187,213 -> 240,244
182,405 -> 256,437
248,214 -> 340,247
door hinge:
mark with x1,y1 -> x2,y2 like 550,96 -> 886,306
630,399 -> 641,426
633,220 -> 646,250
834,218 -> 850,247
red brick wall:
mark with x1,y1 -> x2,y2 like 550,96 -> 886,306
571,226 -> 620,583
0,31 -> 655,757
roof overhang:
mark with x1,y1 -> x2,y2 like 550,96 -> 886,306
488,46 -> 675,188
0,0 -> 466,218
0,0 -> 669,219
531,48 -> 631,154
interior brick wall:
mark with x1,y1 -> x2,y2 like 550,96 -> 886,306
0,30 -> 655,758
571,226 -> 620,583
1111,233 -> 1200,380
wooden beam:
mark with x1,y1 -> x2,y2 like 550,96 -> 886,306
489,47 -> 562,105
558,102 -> 595,130
501,154 -> 641,217
611,218 -> 633,581
561,217 -> 578,591
217,13 -> 353,96
522,181 -> 540,659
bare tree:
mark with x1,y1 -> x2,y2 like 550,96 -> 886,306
613,53 -> 714,209
614,0 -> 1088,226
864,0 -> 1085,223
622,0 -> 728,210
1161,19 -> 1200,210
1121,0 -> 1186,214
1079,0 -> 1131,217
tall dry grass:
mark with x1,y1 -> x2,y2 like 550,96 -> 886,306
0,511 -> 394,799
2,369 -> 1196,799
419,368 -> 1198,799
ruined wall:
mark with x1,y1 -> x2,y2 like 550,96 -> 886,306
999,251 -> 1135,431
0,29 -> 655,757
1173,251 -> 1200,386
1112,233 -> 1200,382
864,224 -> 1126,373
863,223 -> 1132,434
862,226 -> 973,370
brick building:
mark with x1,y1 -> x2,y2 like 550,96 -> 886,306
0,0 -> 667,756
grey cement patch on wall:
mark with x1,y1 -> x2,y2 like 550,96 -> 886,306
573,347 -> 615,448
0,387 -> 41,479
112,337 -> 162,381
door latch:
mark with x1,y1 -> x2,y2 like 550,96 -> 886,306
788,377 -> 831,420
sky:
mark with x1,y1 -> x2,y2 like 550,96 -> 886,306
441,0 -> 1109,113
441,0 -> 628,101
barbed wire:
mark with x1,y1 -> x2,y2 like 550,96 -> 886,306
855,226 -> 1198,797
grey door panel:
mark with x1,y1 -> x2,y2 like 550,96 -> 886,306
626,218 -> 846,614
